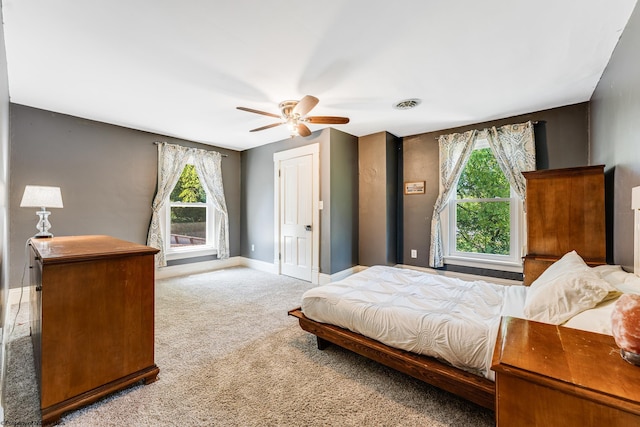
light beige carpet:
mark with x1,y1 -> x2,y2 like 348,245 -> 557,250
5,267 -> 493,426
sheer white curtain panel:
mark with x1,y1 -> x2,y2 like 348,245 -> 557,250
147,142 -> 193,266
428,130 -> 477,268
193,151 -> 230,259
485,121 -> 536,203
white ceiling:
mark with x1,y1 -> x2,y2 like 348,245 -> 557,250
2,1 -> 637,151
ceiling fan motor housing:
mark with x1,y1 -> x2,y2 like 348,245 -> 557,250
278,100 -> 300,119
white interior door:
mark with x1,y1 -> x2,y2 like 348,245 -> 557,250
279,154 -> 313,281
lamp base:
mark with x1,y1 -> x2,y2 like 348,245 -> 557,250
33,232 -> 54,239
34,209 -> 53,238
621,349 -> 640,366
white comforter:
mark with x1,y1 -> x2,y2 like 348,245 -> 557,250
302,265 -> 527,380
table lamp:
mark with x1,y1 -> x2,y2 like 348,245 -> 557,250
20,185 -> 63,238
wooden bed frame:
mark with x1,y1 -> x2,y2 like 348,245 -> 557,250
287,255 -> 609,411
288,307 -> 495,409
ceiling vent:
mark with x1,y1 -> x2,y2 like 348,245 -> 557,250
393,98 -> 421,110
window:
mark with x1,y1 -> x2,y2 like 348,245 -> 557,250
162,163 -> 218,260
443,139 -> 522,271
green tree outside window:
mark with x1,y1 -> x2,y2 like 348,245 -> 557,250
455,148 -> 511,255
169,164 -> 207,245
170,164 -> 206,203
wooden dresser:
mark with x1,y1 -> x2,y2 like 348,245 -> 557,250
522,165 -> 606,285
29,235 -> 160,425
492,317 -> 640,426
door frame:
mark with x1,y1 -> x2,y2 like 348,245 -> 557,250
273,143 -> 320,284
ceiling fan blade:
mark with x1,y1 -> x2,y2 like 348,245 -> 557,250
304,116 -> 350,124
297,123 -> 312,137
237,106 -> 281,119
250,122 -> 284,132
292,95 -> 319,116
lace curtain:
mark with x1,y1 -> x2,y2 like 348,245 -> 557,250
428,130 -> 477,268
428,121 -> 536,268
485,122 -> 536,202
193,150 -> 230,259
147,142 -> 230,266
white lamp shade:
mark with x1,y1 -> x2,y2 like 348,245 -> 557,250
20,185 -> 63,208
633,186 -> 640,210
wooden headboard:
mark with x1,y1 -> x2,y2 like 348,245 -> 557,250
522,165 -> 607,286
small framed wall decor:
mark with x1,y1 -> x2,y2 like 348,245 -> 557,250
404,181 -> 425,195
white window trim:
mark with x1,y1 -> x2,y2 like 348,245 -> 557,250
441,139 -> 524,273
160,157 -> 219,261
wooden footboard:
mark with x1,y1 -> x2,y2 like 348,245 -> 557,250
288,308 -> 495,410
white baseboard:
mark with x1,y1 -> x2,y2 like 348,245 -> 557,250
319,265 -> 366,285
156,256 -> 283,280
156,256 -> 242,279
239,257 -> 279,275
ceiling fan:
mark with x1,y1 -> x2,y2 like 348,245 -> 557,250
237,95 -> 349,137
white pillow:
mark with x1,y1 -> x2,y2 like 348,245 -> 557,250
620,275 -> 640,294
523,251 -> 620,324
562,298 -> 617,335
591,264 -> 624,280
592,264 -> 640,294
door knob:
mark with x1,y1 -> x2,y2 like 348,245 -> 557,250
305,225 -> 312,231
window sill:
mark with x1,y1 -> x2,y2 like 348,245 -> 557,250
444,255 -> 523,273
166,246 -> 217,261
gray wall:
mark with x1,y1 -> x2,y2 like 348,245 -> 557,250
358,131 -> 399,266
0,2 -> 11,416
329,129 -> 359,272
400,102 -> 590,269
591,2 -> 640,270
9,104 -> 241,288
241,128 -> 358,275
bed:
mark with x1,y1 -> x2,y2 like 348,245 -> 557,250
288,252 -> 640,410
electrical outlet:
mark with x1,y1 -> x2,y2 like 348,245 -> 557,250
411,249 -> 417,258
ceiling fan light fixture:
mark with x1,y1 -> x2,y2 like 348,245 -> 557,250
393,98 -> 422,110
287,118 -> 299,136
